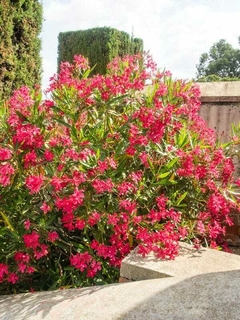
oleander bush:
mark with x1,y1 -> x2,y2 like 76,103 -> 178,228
0,53 -> 240,294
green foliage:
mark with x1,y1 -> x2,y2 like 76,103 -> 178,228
196,38 -> 240,81
57,27 -> 143,75
0,0 -> 43,102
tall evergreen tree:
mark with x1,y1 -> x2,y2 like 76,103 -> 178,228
58,27 -> 144,75
0,0 -> 43,102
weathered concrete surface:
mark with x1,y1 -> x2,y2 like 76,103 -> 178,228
1,270 -> 240,319
120,242 -> 240,281
198,81 -> 240,100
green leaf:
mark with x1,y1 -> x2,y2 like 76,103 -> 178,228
97,222 -> 105,234
64,266 -> 75,271
53,117 -> 72,128
177,192 -> 188,205
165,158 -> 178,171
147,157 -> 155,174
157,171 -> 170,179
15,111 -> 29,122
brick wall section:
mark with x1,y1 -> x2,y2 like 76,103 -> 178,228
198,82 -> 240,245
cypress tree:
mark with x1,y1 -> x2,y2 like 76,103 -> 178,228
0,0 -> 43,102
58,27 -> 144,75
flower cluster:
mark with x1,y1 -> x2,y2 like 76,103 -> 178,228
0,53 -> 239,294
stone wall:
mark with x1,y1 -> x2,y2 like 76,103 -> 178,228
198,81 -> 240,143
198,82 -> 240,245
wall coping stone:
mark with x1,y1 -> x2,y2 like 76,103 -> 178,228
197,81 -> 240,102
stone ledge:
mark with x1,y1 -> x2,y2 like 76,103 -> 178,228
200,96 -> 240,103
120,242 -> 240,281
1,271 -> 240,319
197,81 -> 240,101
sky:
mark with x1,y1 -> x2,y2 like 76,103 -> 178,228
40,0 -> 240,91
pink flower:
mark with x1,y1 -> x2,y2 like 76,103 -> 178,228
107,213 -> 119,225
56,189 -> 84,215
13,124 -> 44,149
156,195 -> 168,210
96,160 -> 108,173
197,221 -> 205,234
33,244 -> 48,260
137,245 -> 150,257
47,231 -> 59,242
0,147 -> 12,161
7,273 -> 19,284
235,177 -> 240,187
207,193 -> 229,216
26,266 -> 35,274
125,146 -> 136,156
23,150 -> 38,168
92,178 -> 114,194
119,199 -> 137,213
14,252 -> 30,263
70,188 -> 85,206
107,157 -> 117,169
72,170 -> 86,186
61,212 -> 74,230
139,152 -> 149,168
51,176 -> 65,191
24,219 -> 31,230
70,252 -> 92,272
23,231 -> 40,249
0,263 -> 8,281
117,181 -> 136,196
129,171 -> 143,183
26,175 -> 44,194
0,163 -> 15,186
75,218 -> 85,230
88,211 -> 101,226
18,262 -> 26,273
44,150 -> 54,162
87,260 -> 101,278
40,202 -> 51,214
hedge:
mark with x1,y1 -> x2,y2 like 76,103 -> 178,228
57,27 -> 143,75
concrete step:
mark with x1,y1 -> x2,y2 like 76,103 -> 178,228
120,242 -> 240,281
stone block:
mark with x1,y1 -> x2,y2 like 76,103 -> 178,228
120,242 -> 240,281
